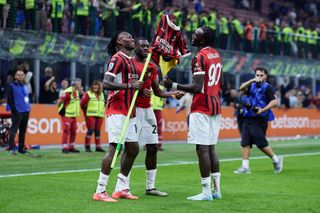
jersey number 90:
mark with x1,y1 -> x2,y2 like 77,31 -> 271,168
208,63 -> 222,87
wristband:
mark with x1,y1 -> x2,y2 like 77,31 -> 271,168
127,83 -> 132,89
172,82 -> 178,90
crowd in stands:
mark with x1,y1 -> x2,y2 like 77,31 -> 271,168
0,0 -> 319,59
1,61 -> 72,104
1,1 -> 320,109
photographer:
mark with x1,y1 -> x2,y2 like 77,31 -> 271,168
234,67 -> 283,174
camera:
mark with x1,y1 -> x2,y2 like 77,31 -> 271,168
243,103 -> 259,113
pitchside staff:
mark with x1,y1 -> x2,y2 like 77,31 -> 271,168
58,78 -> 82,153
164,27 -> 223,201
80,80 -> 106,152
6,69 -> 31,154
234,67 -> 283,174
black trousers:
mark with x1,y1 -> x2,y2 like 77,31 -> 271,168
0,5 -> 3,28
25,9 -> 35,30
77,15 -> 87,35
8,111 -> 30,151
52,18 -> 62,33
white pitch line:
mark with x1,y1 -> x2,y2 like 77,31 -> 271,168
271,142 -> 320,147
1,152 -> 320,178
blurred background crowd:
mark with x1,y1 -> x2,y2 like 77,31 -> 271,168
0,0 -> 319,59
0,0 -> 320,110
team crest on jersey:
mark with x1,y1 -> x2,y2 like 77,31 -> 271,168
108,63 -> 114,71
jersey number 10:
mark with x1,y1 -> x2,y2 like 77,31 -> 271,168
208,63 -> 222,87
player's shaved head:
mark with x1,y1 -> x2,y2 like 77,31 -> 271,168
134,37 -> 149,59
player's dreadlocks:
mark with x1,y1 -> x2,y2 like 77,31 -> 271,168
200,26 -> 216,47
107,31 -> 124,56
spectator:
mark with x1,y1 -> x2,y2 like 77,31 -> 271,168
302,86 -> 313,108
73,0 -> 89,35
59,78 -> 69,98
244,19 -> 253,52
308,1 -> 318,17
43,76 -> 59,104
0,0 -> 10,29
193,0 -> 204,15
65,0 -> 74,34
40,67 -> 54,103
286,88 -> 298,108
241,0 -> 250,10
36,0 -> 48,31
17,61 -> 34,103
25,0 -> 36,30
296,91 -> 304,107
6,69 -> 31,154
231,14 -> 244,51
49,0 -> 64,33
282,22 -> 294,56
311,91 -> 320,109
275,90 -> 282,107
259,19 -> 268,53
131,1 -> 142,37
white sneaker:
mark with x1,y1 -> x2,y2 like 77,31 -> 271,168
145,189 -> 168,197
273,156 -> 283,173
187,193 -> 213,201
212,191 -> 222,199
233,167 -> 251,174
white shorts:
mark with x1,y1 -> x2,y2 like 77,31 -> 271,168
136,107 -> 158,145
188,112 -> 221,145
106,114 -> 138,143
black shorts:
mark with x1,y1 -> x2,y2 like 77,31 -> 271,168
241,117 -> 268,148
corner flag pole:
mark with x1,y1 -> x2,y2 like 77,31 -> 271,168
110,51 -> 152,169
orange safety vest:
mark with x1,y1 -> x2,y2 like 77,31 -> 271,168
245,24 -> 253,41
259,23 -> 267,40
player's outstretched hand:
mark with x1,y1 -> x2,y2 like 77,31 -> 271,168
132,81 -> 143,90
142,88 -> 152,98
163,76 -> 173,89
173,91 -> 183,100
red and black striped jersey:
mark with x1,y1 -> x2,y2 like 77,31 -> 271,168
104,51 -> 139,117
191,47 -> 223,116
133,58 -> 158,108
150,14 -> 190,65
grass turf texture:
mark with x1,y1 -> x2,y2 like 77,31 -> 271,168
0,138 -> 320,213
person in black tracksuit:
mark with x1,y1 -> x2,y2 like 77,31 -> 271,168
6,69 -> 31,154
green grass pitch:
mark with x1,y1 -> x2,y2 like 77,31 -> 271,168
1,138 -> 320,213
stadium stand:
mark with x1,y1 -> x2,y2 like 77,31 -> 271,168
0,0 -> 319,107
